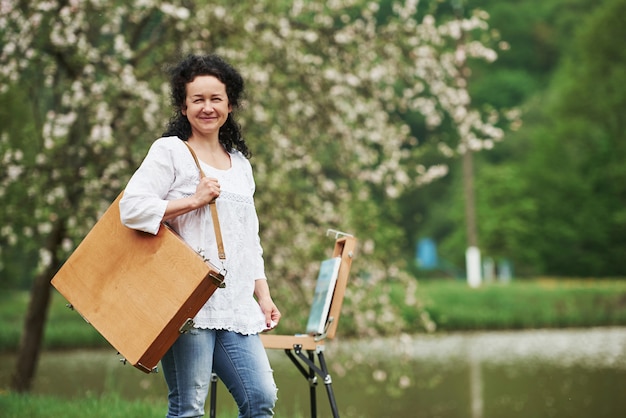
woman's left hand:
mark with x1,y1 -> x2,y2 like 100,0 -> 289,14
260,299 -> 281,331
255,279 -> 281,330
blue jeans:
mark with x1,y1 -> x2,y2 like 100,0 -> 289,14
161,328 -> 277,418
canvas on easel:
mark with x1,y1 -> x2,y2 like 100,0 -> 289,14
255,233 -> 356,418
305,256 -> 342,335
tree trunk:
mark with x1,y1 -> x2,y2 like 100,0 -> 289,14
10,219 -> 65,393
454,2 -> 482,286
463,148 -> 478,248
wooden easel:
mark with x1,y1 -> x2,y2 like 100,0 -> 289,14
209,230 -> 357,418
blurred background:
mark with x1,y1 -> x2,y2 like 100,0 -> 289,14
1,0 -> 625,417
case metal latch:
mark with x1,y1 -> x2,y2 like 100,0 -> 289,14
209,271 -> 226,288
179,318 -> 195,334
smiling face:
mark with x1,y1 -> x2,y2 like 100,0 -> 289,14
182,75 -> 231,140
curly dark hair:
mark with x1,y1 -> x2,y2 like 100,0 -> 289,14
163,54 -> 250,158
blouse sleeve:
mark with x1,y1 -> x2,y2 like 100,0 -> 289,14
119,139 -> 173,235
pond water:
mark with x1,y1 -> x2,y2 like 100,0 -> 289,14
2,327 -> 626,417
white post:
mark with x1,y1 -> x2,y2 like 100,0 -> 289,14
466,246 -> 482,288
483,257 -> 495,283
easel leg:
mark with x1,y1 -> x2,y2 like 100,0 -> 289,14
209,372 -> 218,418
308,351 -> 317,418
288,345 -> 341,418
286,348 -> 319,418
317,350 -> 340,418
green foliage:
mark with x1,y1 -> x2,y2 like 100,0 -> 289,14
513,0 -> 626,276
0,85 -> 41,289
470,69 -> 539,109
407,0 -> 626,278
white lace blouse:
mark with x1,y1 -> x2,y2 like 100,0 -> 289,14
119,136 -> 267,335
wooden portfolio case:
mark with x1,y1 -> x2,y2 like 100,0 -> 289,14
51,194 -> 224,373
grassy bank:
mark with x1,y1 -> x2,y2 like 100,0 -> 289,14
0,290 -> 108,352
2,279 -> 626,351
401,278 -> 626,331
0,392 -> 254,418
0,393 -> 167,418
0,392 -> 310,418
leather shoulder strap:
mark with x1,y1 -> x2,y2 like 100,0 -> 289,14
183,141 -> 226,260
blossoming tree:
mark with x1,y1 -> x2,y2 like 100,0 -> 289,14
0,0 -> 507,391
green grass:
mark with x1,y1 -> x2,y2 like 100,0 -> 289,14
0,291 -> 28,351
400,278 -> 626,331
0,391 -> 298,418
0,290 -> 108,352
0,392 -> 169,418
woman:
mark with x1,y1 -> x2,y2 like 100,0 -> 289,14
120,54 -> 280,418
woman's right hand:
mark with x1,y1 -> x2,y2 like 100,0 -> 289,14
163,177 -> 221,221
194,176 -> 221,206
